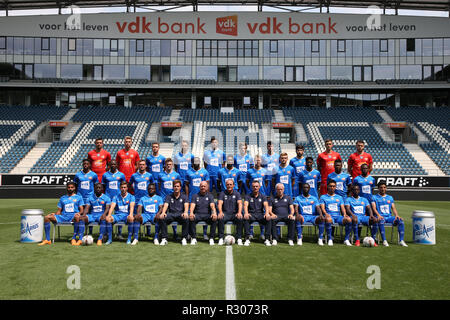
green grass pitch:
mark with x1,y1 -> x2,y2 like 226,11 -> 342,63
0,199 -> 448,300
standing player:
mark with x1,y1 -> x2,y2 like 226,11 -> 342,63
218,155 -> 242,193
345,184 -> 378,247
217,179 -> 244,246
327,159 -> 352,200
353,163 -> 376,203
129,160 -> 153,204
185,157 -> 210,241
289,144 -> 306,198
116,136 -> 140,182
203,137 -> 226,194
88,137 -> 111,183
243,180 -> 272,246
234,142 -> 254,194
73,159 -> 99,236
80,183 -> 111,246
298,157 -> 321,200
158,180 -> 190,245
272,153 -> 295,197
319,180 -> 352,246
135,183 -> 164,245
38,182 -> 84,246
371,181 -> 408,247
347,140 -> 373,179
268,183 -> 296,246
102,160 -> 126,239
174,140 -> 195,183
105,181 -> 135,245
145,141 -> 165,236
189,181 -> 218,245
317,139 -> 342,195
261,141 -> 280,194
294,183 -> 325,245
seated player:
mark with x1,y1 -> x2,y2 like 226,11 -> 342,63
38,182 -> 84,246
158,180 -> 189,246
105,181 -> 135,245
185,157 -> 210,241
188,181 -> 218,245
80,183 -> 111,246
319,180 -> 352,246
345,184 -> 378,247
217,179 -> 244,246
102,160 -> 127,239
371,181 -> 408,247
135,183 -> 164,245
243,180 -> 272,246
294,183 -> 325,246
246,154 -> 270,240
268,183 -> 296,246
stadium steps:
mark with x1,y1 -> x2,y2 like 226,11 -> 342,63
280,143 -> 297,160
372,123 -> 395,143
169,110 -> 181,121
61,108 -> 79,121
179,122 -> 193,145
25,121 -> 47,142
60,122 -> 83,141
192,121 -> 206,161
145,122 -> 160,143
376,110 -> 395,123
403,143 -> 446,176
10,142 -> 52,174
274,110 -> 285,122
159,143 -> 175,159
409,123 -> 430,143
294,123 -> 309,145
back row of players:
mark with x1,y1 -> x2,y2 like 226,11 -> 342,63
38,136 -> 407,247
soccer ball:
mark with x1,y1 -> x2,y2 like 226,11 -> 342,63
363,236 -> 375,247
82,235 -> 94,246
224,235 -> 236,245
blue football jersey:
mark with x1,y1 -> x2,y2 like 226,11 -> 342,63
319,194 -> 344,216
203,149 -> 226,177
234,154 -> 254,180
246,167 -> 270,196
353,175 -> 376,203
129,171 -> 153,202
298,169 -> 321,199
289,157 -> 306,179
186,168 -> 210,199
145,154 -> 166,181
102,170 -> 126,200
345,196 -> 370,215
112,193 -> 135,214
73,170 -> 99,201
327,172 -> 352,199
274,165 -> 296,196
57,194 -> 84,215
86,193 -> 111,214
261,153 -> 280,176
218,167 -> 241,192
174,152 -> 194,181
294,194 -> 319,216
158,170 -> 182,199
138,194 -> 164,215
371,194 -> 395,217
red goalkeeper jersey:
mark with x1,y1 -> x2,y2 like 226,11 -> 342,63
88,149 -> 111,183
348,152 -> 373,179
116,148 -> 140,182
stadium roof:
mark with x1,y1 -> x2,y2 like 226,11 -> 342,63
0,0 -> 449,14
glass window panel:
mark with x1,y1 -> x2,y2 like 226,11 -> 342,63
363,40 -> 372,57
228,40 -> 237,57
304,40 -> 311,57
444,38 -> 450,56
136,39 -> 144,52
103,39 -> 110,56
238,66 -> 258,80
433,38 -> 443,56
422,39 -> 433,56
295,66 -> 304,82
7,37 -> 14,54
380,39 -> 388,52
372,40 -> 379,57
177,40 -> 185,53
353,66 -> 362,81
118,40 -> 125,56
400,65 -> 422,79
311,40 -> 319,53
129,65 -> 150,80
0,37 -> 5,50
41,38 -> 50,50
24,64 -> 33,79
170,65 -> 191,80
14,37 -> 23,54
331,40 -> 337,57
337,39 -> 346,52
331,66 -> 352,80
353,40 -> 362,56
229,66 -> 237,82
373,65 -> 395,80
103,65 -> 125,80
270,40 -> 278,53
285,66 -> 294,81
144,40 -> 151,56
363,66 -> 372,81
61,64 -> 82,79
110,39 -> 118,52
196,66 -> 217,80
305,66 -> 326,80
129,39 -> 136,56
34,64 -> 56,78
218,40 -> 227,57
83,39 -> 93,55
295,40 -> 304,57
151,40 -> 160,56
346,40 -> 352,57
423,65 -> 432,80
263,66 -> 284,80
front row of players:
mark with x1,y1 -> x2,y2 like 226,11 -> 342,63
39,176 -> 407,247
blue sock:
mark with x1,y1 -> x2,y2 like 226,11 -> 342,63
344,223 -> 352,241
44,222 -> 51,241
118,225 -> 123,236
172,225 -> 177,237
106,222 -> 113,241
296,222 -> 302,238
397,220 -> 405,241
72,222 -> 79,240
127,224 -> 133,241
325,222 -> 332,240
353,223 -> 360,241
78,222 -> 85,239
260,225 -> 264,236
98,220 -> 106,240
133,222 -> 140,240
378,220 -> 386,241
277,226 -> 281,237
371,223 -> 378,239
318,222 -> 325,239
249,225 -> 254,236
203,225 -> 208,236
155,224 -> 160,238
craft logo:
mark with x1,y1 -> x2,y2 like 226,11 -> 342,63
216,15 -> 238,36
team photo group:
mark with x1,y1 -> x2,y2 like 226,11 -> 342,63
37,135 -> 408,248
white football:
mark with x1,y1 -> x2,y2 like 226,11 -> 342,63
82,235 -> 94,245
224,235 -> 236,245
363,236 -> 375,247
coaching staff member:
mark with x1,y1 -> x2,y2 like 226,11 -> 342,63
268,183 -> 296,246
158,180 -> 189,246
217,179 -> 244,246
243,180 -> 272,246
189,181 -> 218,246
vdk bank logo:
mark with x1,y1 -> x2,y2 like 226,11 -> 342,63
216,15 -> 238,36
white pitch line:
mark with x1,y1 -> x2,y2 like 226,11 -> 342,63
0,222 -> 20,225
225,245 -> 237,300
